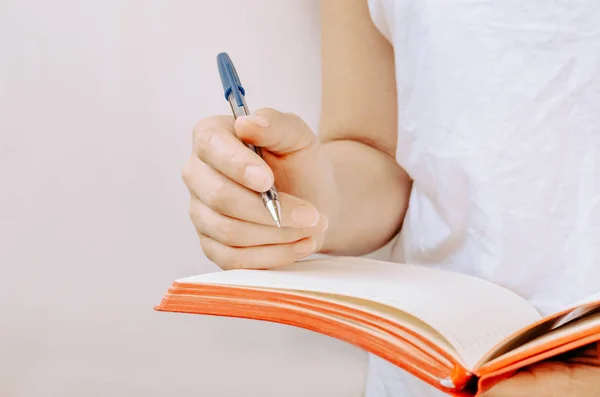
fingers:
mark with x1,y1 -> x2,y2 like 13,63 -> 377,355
189,197 -> 328,247
199,234 -> 319,270
234,108 -> 317,155
192,115 -> 274,192
187,111 -> 325,270
183,155 -> 323,228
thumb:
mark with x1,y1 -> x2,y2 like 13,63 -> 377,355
234,108 -> 317,155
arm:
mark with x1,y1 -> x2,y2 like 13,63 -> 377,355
183,0 -> 410,270
318,0 -> 412,255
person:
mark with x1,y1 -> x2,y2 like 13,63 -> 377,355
182,0 -> 600,396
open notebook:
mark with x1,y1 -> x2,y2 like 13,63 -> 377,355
155,256 -> 600,396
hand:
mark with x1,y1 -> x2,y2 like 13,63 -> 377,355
183,108 -> 338,270
482,343 -> 600,397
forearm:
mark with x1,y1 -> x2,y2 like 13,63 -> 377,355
318,0 -> 407,256
319,139 -> 412,256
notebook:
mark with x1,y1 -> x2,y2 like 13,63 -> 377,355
155,256 -> 600,396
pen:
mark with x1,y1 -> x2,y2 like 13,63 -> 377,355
217,52 -> 282,227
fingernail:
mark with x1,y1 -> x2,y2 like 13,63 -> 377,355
295,238 -> 317,254
244,165 -> 271,190
291,203 -> 320,227
239,115 -> 270,128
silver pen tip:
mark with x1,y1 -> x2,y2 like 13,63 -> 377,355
265,200 -> 282,228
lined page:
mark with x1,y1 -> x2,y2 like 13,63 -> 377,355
178,256 -> 541,368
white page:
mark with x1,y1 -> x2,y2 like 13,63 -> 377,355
477,293 -> 600,365
289,291 -> 463,365
486,309 -> 600,367
177,257 -> 541,368
574,290 -> 600,306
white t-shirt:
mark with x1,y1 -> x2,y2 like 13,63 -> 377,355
365,1 -> 600,396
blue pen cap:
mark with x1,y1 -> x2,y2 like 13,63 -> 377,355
217,52 -> 246,107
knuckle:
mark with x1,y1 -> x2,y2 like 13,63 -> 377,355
181,159 -> 194,184
203,178 -> 227,210
203,247 -> 223,268
199,236 -> 236,269
192,116 -> 222,137
203,189 -> 219,209
199,236 -> 215,260
194,128 -> 216,158
188,203 -> 196,220
282,112 -> 315,148
300,129 -> 316,149
216,217 -> 237,244
223,251 -> 243,270
188,202 -> 202,223
193,115 -> 235,157
215,247 -> 241,270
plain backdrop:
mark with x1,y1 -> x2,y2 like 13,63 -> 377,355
0,1 -> 373,396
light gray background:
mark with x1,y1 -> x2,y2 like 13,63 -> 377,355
0,1 -> 374,396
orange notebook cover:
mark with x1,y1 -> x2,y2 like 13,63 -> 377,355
155,256 -> 600,396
